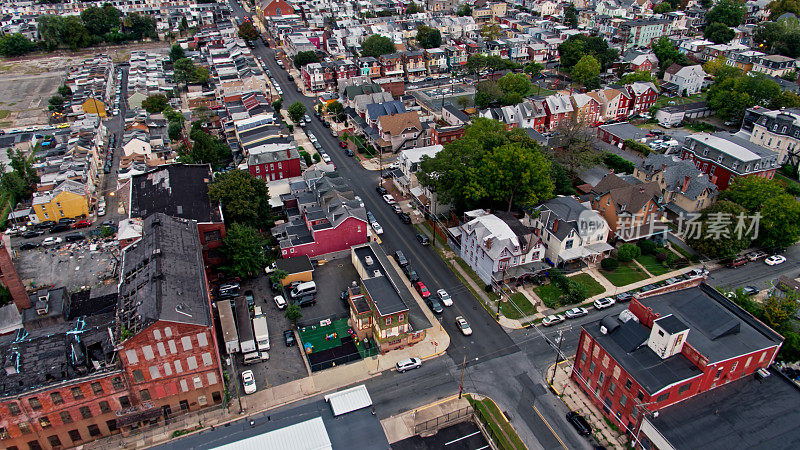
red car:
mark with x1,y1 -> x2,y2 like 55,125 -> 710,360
339,141 -> 347,148
415,282 -> 431,298
73,220 -> 92,229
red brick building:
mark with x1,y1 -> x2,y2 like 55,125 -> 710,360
259,0 -> 295,17
246,145 -> 302,182
680,132 -> 778,191
571,283 -> 783,438
430,125 -> 465,145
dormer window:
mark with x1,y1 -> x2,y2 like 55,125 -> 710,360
717,155 -> 723,163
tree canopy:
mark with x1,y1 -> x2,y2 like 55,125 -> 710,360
287,101 -> 306,123
651,36 -> 689,76
416,25 -> 442,49
169,43 -> 185,62
571,55 -> 601,87
686,200 -> 752,258
208,169 -> 272,227
405,2 -> 424,14
706,0 -> 746,27
141,94 -> 169,114
0,33 -> 37,57
564,5 -> 578,28
181,127 -> 231,168
80,5 -> 120,37
704,22 -> 736,44
558,35 -> 618,72
327,100 -> 345,122
754,17 -> 800,58
293,50 -> 319,68
767,0 -> 800,20
237,22 -> 260,42
620,70 -> 654,84
706,67 -> 782,119
222,223 -> 270,278
457,4 -> 472,16
361,34 -> 395,58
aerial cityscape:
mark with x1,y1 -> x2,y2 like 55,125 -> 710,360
0,0 -> 799,448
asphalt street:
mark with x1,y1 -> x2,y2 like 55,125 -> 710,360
706,244 -> 800,291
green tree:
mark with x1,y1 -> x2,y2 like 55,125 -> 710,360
706,0 -> 746,27
558,35 -> 618,72
284,303 -> 302,324
769,90 -> 800,109
686,200 -> 752,258
768,0 -> 800,20
169,43 -> 185,62
182,127 -> 231,168
617,243 -> 641,262
457,4 -> 473,16
620,70 -> 654,84
652,36 -> 689,76
465,54 -> 487,76
0,33 -> 36,56
287,101 -> 306,123
405,2 -> 423,14
57,84 -> 72,98
193,66 -> 210,84
270,269 -> 288,286
762,292 -> 800,330
702,56 -> 728,76
124,12 -> 157,40
706,69 -> 782,119
497,72 -> 531,97
293,50 -> 319,68
237,22 -> 260,42
564,5 -> 578,27
173,57 -> 196,86
327,100 -> 345,122
720,176 -> 786,212
48,94 -> 64,111
474,80 -> 503,108
168,121 -> 183,141
480,23 -> 502,41
361,34 -> 395,58
524,62 -> 544,78
272,98 -> 283,110
81,5 -> 120,37
180,17 -> 189,33
416,25 -> 442,49
759,193 -> 800,250
141,94 -> 169,113
221,223 -> 269,278
571,55 -> 601,86
705,22 -> 736,44
480,143 -> 553,211
208,169 -> 272,227
653,2 -> 676,14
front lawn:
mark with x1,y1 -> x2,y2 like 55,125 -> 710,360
534,273 -> 606,308
534,283 -> 562,307
500,292 -> 536,319
600,262 -> 650,287
635,254 -> 671,276
568,273 -> 605,297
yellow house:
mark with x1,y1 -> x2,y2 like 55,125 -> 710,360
32,180 -> 89,222
81,97 -> 107,117
275,256 -> 314,286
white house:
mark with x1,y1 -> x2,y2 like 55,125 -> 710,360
394,144 -> 448,212
663,64 -> 706,96
122,136 -> 152,158
526,196 -> 613,268
458,210 -> 545,285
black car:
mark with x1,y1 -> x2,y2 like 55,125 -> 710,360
416,234 -> 430,246
64,232 -> 84,242
615,292 -> 633,302
19,242 -> 39,250
427,297 -> 444,314
345,148 -> 354,156
403,265 -> 420,282
58,218 -> 75,225
376,185 -> 388,195
294,294 -> 316,307
284,330 -> 296,347
21,230 -> 43,239
566,411 -> 591,436
36,221 -> 55,230
398,213 -> 411,224
394,250 -> 408,266
50,223 -> 71,233
244,290 -> 255,307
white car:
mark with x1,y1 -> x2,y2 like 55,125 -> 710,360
455,316 -> 472,335
593,297 -> 616,310
565,307 -> 589,319
97,207 -> 106,217
42,237 -> 62,247
242,370 -> 257,394
382,194 -> 396,205
437,289 -> 453,306
354,195 -> 364,207
371,222 -> 384,235
264,262 -> 276,274
396,357 -> 422,373
274,295 -> 287,309
308,133 -> 317,143
542,314 -> 566,327
765,255 -> 786,266
321,153 -> 331,163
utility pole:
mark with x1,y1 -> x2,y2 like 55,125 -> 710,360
549,329 -> 563,386
458,354 -> 466,398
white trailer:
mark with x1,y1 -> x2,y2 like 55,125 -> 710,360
217,299 -> 239,354
234,297 -> 256,354
253,315 -> 270,351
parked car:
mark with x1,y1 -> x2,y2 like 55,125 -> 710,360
382,194 -> 396,205
308,133 -> 317,143
415,281 -> 431,298
274,295 -> 287,309
21,230 -> 44,238
416,234 -> 430,246
58,218 -> 75,225
765,255 -> 786,266
438,289 -> 453,306
97,207 -> 106,217
615,292 -> 633,302
593,297 -> 615,310
427,296 -> 444,314
565,307 -> 588,319
366,211 -> 376,223
396,357 -> 422,373
376,185 -> 388,195
566,411 -> 591,436
394,250 -> 408,266
403,265 -> 420,282
73,219 -> 92,229
244,290 -> 255,307
339,140 -> 347,148
398,212 -> 411,224
242,370 -> 257,394
64,232 -> 84,243
19,242 -> 39,250
354,195 -> 364,207
742,286 -> 760,296
542,314 -> 566,327
345,148 -> 354,156
42,237 -> 62,247
264,262 -> 276,274
727,256 -> 748,268
746,251 -> 767,261
36,221 -> 55,230
455,316 -> 472,335
392,204 -> 402,214
284,330 -> 296,346
50,223 -> 71,233
294,294 -> 316,307
371,222 -> 383,235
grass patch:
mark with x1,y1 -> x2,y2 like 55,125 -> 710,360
420,221 -> 447,247
534,273 -> 605,308
599,262 -> 649,287
568,273 -> 605,297
534,283 -> 564,307
654,91 -> 706,109
465,395 -> 527,450
500,292 -> 535,319
455,257 -> 500,300
527,84 -> 556,97
635,254 -> 671,276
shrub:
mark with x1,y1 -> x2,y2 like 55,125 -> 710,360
654,248 -> 669,263
624,139 -> 651,156
299,151 -> 312,166
548,268 -> 568,291
602,153 -> 636,174
313,153 -> 322,162
637,239 -> 657,255
617,243 -> 641,262
785,182 -> 800,197
563,280 -> 588,305
601,257 -> 619,271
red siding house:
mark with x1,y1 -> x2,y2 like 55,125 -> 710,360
259,0 -> 295,17
247,144 -> 303,182
626,81 -> 659,115
680,132 -> 778,190
571,283 -> 782,438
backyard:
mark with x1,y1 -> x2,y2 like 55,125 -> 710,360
298,318 -> 377,362
599,262 -> 650,287
654,91 -> 707,110
534,272 -> 605,307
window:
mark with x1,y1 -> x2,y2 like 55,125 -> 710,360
7,403 -> 20,416
79,406 -> 92,419
153,329 -> 162,340
38,416 -> 51,429
716,368 -> 723,378
88,425 -> 101,437
181,336 -> 193,351
637,391 -> 645,401
193,376 -> 203,389
60,411 -> 72,424
99,401 -> 110,414
140,389 -> 151,401
119,396 -> 131,409
91,382 -> 103,395
398,314 -> 404,322
0,427 -> 8,439
385,317 -> 391,325
187,356 -> 198,370
50,392 -> 64,405
625,379 -> 632,390
68,430 -> 81,443
656,393 -> 669,402
133,370 -> 144,382
106,420 -> 117,432
598,372 -> 605,385
29,397 -> 42,410
71,387 -> 84,400
580,353 -> 587,363
212,391 -> 222,403
47,436 -> 61,448
620,394 -> 627,407
679,384 -> 691,394
732,361 -> 739,371
609,383 -> 616,394
112,377 -> 123,390
179,400 -> 189,411
18,422 -> 30,434
589,362 -> 595,373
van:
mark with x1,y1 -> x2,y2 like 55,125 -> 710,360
243,352 -> 262,365
290,281 -> 317,298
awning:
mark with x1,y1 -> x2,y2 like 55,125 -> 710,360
324,384 -> 372,416
586,242 -> 614,253
116,406 -> 162,427
558,246 -> 591,262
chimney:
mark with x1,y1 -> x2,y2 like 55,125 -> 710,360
0,238 -> 31,311
681,175 -> 691,193
287,147 -> 291,158
661,164 -> 667,172
552,219 -> 559,233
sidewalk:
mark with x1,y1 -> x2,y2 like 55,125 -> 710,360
548,360 -> 627,449
381,394 -> 470,443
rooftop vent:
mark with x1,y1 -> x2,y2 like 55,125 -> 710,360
365,255 -> 374,265
373,270 -> 381,277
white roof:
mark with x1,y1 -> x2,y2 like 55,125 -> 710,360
399,145 -> 444,164
213,417 -> 332,450
691,134 -> 761,162
324,384 -> 373,416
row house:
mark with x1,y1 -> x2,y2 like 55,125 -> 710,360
627,81 -> 658,115
743,106 -> 800,165
751,54 -> 797,78
571,92 -> 603,126
247,144 -> 303,182
486,40 -> 510,59
681,132 -> 779,191
425,48 -> 449,74
616,50 -> 659,74
597,88 -> 632,123
698,43 -> 749,63
301,62 -> 336,93
517,99 -> 548,133
526,42 -> 548,63
617,18 -> 671,52
375,111 -> 426,153
333,59 -> 359,84
444,45 -> 469,69
507,38 -> 531,63
403,51 -> 427,81
634,154 -> 718,218
543,94 -> 574,131
725,50 -> 765,73
358,57 -> 382,79
379,53 -> 405,78
590,173 -> 664,242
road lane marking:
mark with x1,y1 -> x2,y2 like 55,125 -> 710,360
444,431 -> 481,445
532,404 -> 568,449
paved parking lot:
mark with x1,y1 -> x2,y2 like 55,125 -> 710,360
392,421 -> 489,450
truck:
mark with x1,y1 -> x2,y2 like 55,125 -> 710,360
234,297 -> 256,354
217,299 -> 239,355
252,314 -> 270,351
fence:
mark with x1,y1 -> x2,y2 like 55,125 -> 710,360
414,405 -> 474,434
